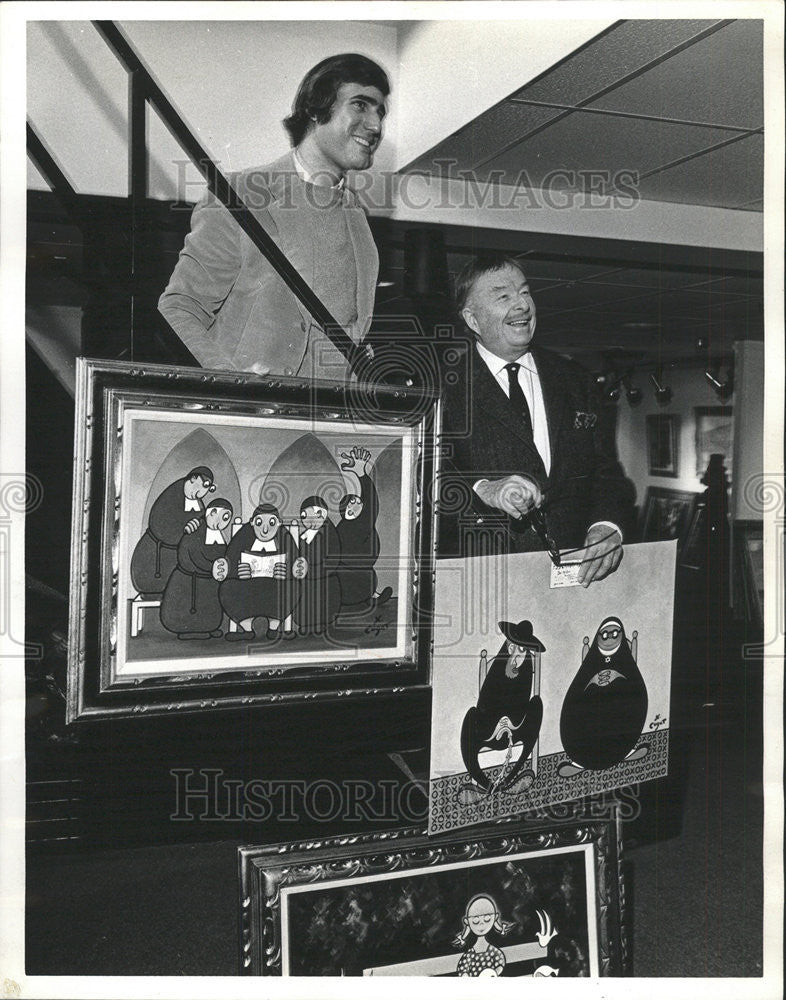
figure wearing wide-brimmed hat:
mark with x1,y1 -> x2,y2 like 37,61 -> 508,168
457,619 -> 544,806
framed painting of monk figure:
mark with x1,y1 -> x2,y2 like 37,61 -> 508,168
238,812 -> 626,976
66,359 -> 438,722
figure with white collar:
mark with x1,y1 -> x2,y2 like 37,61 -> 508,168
295,495 -> 342,635
559,615 -> 649,777
217,503 -> 306,642
130,466 -> 216,598
159,498 -> 233,639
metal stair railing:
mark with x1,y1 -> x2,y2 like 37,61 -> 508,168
28,19 -> 369,378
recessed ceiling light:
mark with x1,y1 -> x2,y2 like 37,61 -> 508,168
621,322 -> 659,330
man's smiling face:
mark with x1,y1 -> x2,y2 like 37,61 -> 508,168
308,82 -> 386,176
252,511 -> 280,542
184,474 -> 213,500
462,263 -> 537,362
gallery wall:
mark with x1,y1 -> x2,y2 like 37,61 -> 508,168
615,364 -> 736,508
730,340 -> 765,520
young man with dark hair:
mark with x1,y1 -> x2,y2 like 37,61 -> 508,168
159,53 -> 389,381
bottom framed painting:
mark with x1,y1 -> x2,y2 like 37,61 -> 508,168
640,486 -> 698,546
238,814 -> 625,977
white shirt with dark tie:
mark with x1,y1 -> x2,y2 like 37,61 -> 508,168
475,341 -> 551,474
472,342 -> 621,542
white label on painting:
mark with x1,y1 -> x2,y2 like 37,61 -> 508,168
550,560 -> 582,588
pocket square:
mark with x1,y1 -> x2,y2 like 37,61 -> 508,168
574,411 -> 597,429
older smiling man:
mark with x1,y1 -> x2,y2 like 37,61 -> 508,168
159,53 -> 389,381
439,253 -> 634,585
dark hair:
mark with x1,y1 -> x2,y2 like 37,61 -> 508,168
251,503 -> 280,519
339,494 -> 361,517
206,498 -> 233,514
300,495 -> 328,514
454,253 -> 527,316
186,466 -> 215,484
283,53 -> 390,147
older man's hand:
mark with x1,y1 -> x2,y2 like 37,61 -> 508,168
577,524 -> 623,587
474,475 -> 542,519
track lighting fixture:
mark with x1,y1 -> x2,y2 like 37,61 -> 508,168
622,371 -> 642,405
649,371 -> 673,405
704,367 -> 734,402
595,370 -> 621,401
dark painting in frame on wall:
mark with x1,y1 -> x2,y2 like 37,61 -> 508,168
694,405 -> 733,479
238,813 -> 626,977
732,519 -> 764,629
679,496 -> 708,571
646,413 -> 680,477
66,359 -> 439,722
640,486 -> 699,547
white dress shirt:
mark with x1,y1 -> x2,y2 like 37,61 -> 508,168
292,148 -> 346,190
472,343 -> 622,543
204,527 -> 225,546
475,341 -> 551,474
184,497 -> 201,512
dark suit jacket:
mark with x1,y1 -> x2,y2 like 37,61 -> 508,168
438,343 -> 633,557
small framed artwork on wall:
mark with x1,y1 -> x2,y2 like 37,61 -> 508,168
694,406 -> 733,479
646,414 -> 680,477
640,487 -> 699,547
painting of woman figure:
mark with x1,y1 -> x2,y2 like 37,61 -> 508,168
454,894 -> 513,976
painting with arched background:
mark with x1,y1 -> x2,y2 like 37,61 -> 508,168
116,408 -> 415,677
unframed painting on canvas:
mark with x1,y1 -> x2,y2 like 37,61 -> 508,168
429,541 -> 676,834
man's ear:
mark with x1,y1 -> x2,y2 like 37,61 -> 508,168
461,307 -> 479,337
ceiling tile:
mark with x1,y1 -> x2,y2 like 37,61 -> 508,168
480,114 -> 735,189
535,281 -> 652,313
404,102 -> 561,175
513,259 -> 618,283
511,20 -> 725,107
591,266 -> 729,289
543,289 -> 745,326
634,133 -> 763,208
703,274 -> 764,297
587,19 -> 763,129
